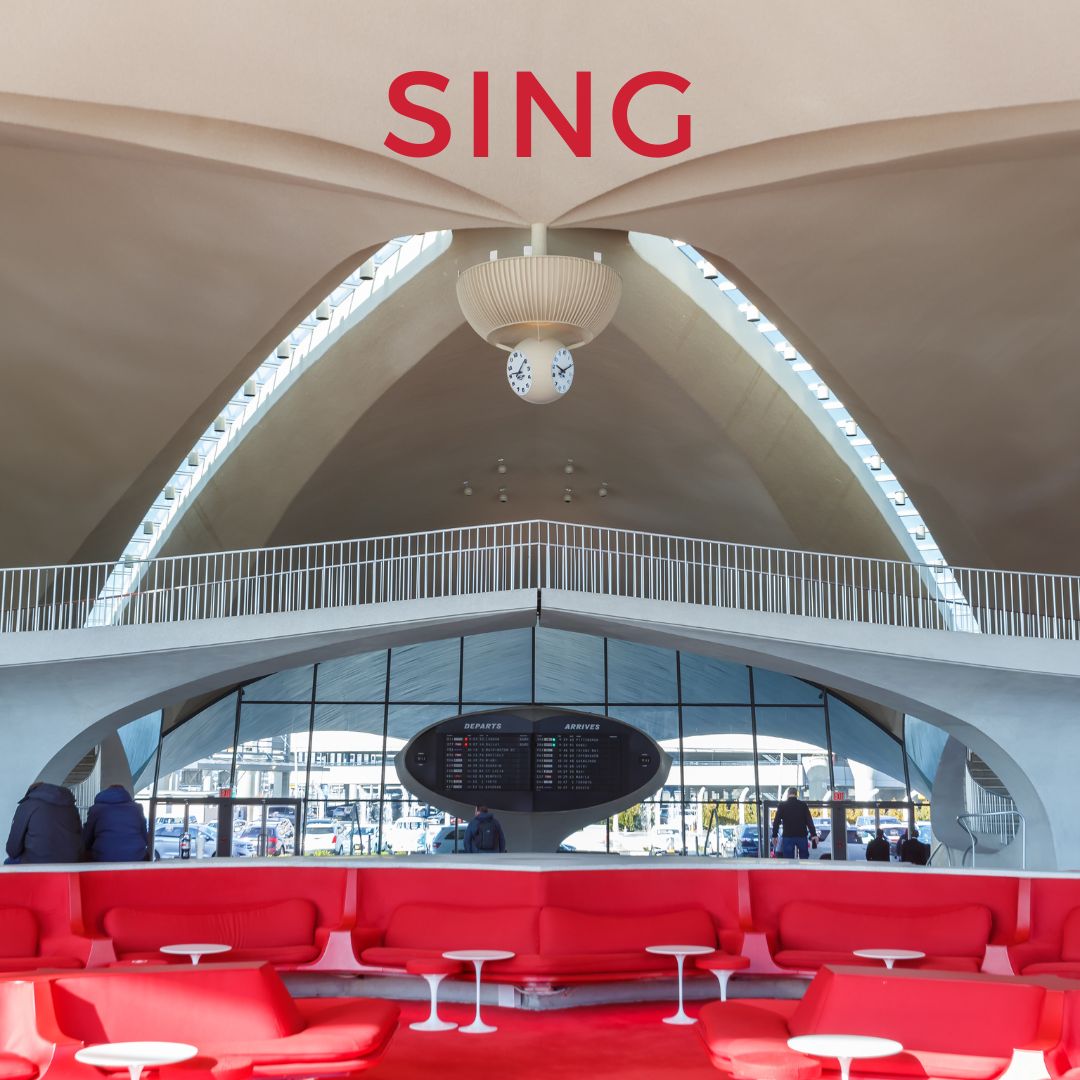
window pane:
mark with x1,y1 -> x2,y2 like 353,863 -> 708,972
754,706 -> 829,801
120,712 -> 161,797
309,704 -> 386,813
535,627 -> 604,703
234,702 -> 310,801
680,653 -> 751,704
158,692 -> 238,797
607,639 -> 677,703
752,668 -> 824,705
905,715 -> 947,799
316,651 -> 388,701
243,666 -> 315,702
390,638 -> 459,702
827,695 -> 908,801
462,628 -> 532,703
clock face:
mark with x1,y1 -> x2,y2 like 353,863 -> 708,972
507,350 -> 532,396
551,348 -> 574,395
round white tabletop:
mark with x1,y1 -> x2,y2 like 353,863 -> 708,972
75,1041 -> 198,1080
443,950 -> 515,1034
852,949 -> 925,970
788,1034 -> 903,1080
159,943 -> 232,965
645,945 -> 715,1025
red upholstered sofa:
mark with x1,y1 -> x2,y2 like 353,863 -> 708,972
28,962 -> 398,1078
757,901 -> 994,974
0,874 -> 89,972
356,902 -> 736,983
699,966 -> 1058,1078
104,899 -> 321,965
1012,907 -> 1080,980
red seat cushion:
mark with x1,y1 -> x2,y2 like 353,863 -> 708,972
698,1001 -> 795,1063
773,950 -> 980,973
730,1050 -> 821,1080
697,953 -> 751,972
159,1056 -> 253,1080
405,958 -> 463,976
0,955 -> 83,972
538,906 -> 716,955
1058,910 -> 1080,961
0,1054 -> 37,1080
1022,961 -> 1080,977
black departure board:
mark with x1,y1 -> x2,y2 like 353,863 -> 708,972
401,707 -> 663,814
441,732 -> 531,792
534,733 -> 621,792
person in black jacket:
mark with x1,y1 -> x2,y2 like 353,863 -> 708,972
83,785 -> 149,862
899,827 -> 930,865
4,782 -> 84,864
771,788 -> 817,859
463,807 -> 506,853
865,828 -> 891,862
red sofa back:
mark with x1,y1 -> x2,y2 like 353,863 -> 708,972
103,898 -> 317,953
0,910 -> 38,959
383,903 -> 539,954
790,967 -> 1047,1056
48,964 -> 303,1042
539,906 -> 715,955
778,900 -> 992,957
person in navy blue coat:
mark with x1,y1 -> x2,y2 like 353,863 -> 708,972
82,785 -> 149,862
5,782 -> 84,864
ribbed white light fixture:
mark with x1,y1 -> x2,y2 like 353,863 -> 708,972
315,301 -> 331,321
276,340 -> 291,360
457,254 -> 621,350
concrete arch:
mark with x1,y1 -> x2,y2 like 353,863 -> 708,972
4,589 -> 1077,867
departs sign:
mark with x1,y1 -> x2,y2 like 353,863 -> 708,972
385,70 -> 691,158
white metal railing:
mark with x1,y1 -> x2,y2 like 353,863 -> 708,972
957,810 -> 1026,869
2,521 -> 1079,641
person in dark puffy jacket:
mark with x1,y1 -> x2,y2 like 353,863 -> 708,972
463,807 -> 506,853
82,785 -> 148,862
5,782 -> 84,864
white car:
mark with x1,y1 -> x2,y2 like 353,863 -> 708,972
386,817 -> 429,854
301,819 -> 350,855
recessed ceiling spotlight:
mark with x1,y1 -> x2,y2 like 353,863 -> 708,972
496,458 -> 508,474
498,486 -> 508,503
462,481 -> 473,497
564,459 -> 575,475
598,482 -> 609,498
563,488 -> 573,503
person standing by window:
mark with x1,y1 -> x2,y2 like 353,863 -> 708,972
463,806 -> 506,853
771,787 -> 818,859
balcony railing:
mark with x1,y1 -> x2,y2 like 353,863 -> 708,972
1,521 -> 1078,642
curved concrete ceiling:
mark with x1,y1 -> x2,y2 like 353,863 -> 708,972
3,2 -> 1080,574
159,229 -> 909,561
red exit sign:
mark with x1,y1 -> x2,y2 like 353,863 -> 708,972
832,791 -> 845,801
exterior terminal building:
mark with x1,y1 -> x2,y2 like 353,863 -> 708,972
2,4 -> 1080,877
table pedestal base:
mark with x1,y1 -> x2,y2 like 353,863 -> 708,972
409,973 -> 457,1033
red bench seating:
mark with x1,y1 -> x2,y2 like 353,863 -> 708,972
763,901 -> 993,974
700,966 -> 1056,1079
1013,908 -> 1080,980
30,962 -> 398,1078
104,899 -> 321,965
356,902 -> 736,983
0,874 -> 91,972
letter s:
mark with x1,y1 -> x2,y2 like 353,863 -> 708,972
612,72 -> 691,158
384,71 -> 451,158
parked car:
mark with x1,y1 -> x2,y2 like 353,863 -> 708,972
812,825 -> 867,861
718,825 -> 738,857
151,824 -> 219,860
386,816 -> 430,854
735,824 -> 763,857
648,825 -> 681,855
233,822 -> 290,856
428,824 -> 467,854
301,819 -> 351,855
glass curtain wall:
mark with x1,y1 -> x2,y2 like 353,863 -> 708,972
144,627 -> 920,858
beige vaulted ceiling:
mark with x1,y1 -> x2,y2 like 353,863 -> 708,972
2,2 -> 1080,572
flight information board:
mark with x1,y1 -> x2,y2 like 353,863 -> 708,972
401,708 -> 663,814
441,732 -> 532,792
